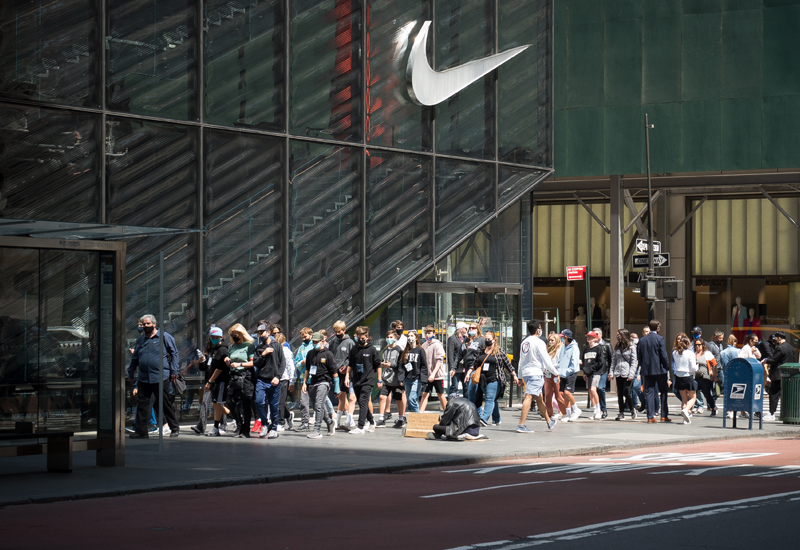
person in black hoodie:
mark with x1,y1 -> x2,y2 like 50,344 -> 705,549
581,330 -> 609,420
254,323 -> 284,439
303,332 -> 337,438
346,326 -> 382,434
196,326 -> 229,436
763,331 -> 794,421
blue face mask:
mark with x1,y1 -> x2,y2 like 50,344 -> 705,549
468,330 -> 476,337
137,326 -> 144,333
386,338 -> 395,345
314,343 -> 321,350
210,338 -> 221,345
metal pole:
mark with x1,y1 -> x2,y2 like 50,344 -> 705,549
585,266 -> 591,330
158,251 -> 165,452
645,113 -> 655,278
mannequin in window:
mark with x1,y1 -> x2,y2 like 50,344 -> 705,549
590,297 -> 603,330
575,307 -> 587,340
744,307 -> 761,339
731,297 -> 746,342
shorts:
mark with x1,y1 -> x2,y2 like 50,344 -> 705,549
590,374 -> 602,388
675,376 -> 697,392
523,375 -> 544,396
423,379 -> 445,395
210,381 -> 227,403
380,384 -> 404,400
559,374 -> 577,393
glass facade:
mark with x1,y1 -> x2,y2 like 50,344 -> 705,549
1,0 -> 553,408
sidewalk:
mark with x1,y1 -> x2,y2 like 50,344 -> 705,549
2,398 -> 798,507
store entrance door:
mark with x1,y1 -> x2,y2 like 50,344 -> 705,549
416,282 -> 523,404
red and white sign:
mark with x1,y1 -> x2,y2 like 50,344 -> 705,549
566,266 -> 586,281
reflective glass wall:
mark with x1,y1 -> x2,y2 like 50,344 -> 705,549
1,0 -> 552,375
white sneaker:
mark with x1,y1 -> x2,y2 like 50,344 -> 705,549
562,412 -> 573,423
208,426 -> 221,437
553,413 -> 562,421
572,407 -> 582,421
287,411 -> 295,427
349,427 -> 365,434
307,432 -> 322,439
367,422 -> 376,432
276,424 -> 285,432
682,419 -> 692,425
726,411 -> 734,419
335,411 -> 343,427
218,424 -> 228,434
681,408 -> 691,422
327,422 -> 336,436
258,426 -> 269,438
161,426 -> 171,435
763,413 -> 775,421
267,430 -> 278,439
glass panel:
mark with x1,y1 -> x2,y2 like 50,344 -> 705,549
106,0 -> 198,120
0,102 -> 101,222
204,129 -> 284,333
289,0 -> 362,142
0,247 -> 39,430
435,158 -> 494,256
38,249 -> 100,434
434,0 -> 495,160
106,117 -> 198,229
365,150 -> 432,308
365,0 -> 432,151
204,0 -> 285,130
289,140 -> 361,335
498,0 -> 551,166
0,0 -> 101,107
498,165 -> 547,210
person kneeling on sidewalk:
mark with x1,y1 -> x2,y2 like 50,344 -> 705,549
303,332 -> 337,439
431,397 -> 485,440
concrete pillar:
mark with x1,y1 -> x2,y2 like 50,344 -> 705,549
610,176 -> 624,339
664,192 -> 690,341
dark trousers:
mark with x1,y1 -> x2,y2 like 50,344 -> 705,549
279,380 -> 291,425
136,380 -> 179,435
696,377 -> 716,411
354,384 -> 374,429
450,372 -> 465,396
615,376 -> 634,414
769,380 -> 782,415
226,386 -> 253,433
644,374 -> 670,420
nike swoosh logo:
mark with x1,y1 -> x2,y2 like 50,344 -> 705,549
406,21 -> 530,106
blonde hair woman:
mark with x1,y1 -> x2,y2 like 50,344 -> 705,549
544,332 -> 566,418
223,323 -> 255,436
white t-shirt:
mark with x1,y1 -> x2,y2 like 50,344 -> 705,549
518,334 -> 557,378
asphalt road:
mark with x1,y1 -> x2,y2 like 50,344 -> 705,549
2,437 -> 799,550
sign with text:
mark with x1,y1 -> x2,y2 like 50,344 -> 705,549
635,238 -> 661,254
566,266 -> 586,281
632,253 -> 670,268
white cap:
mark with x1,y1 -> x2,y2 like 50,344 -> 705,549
456,322 -> 468,330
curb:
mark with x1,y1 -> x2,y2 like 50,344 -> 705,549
2,429 -> 797,508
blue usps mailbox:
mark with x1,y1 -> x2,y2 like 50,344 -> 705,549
723,358 -> 764,430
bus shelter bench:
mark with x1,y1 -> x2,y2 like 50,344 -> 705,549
0,429 -> 74,472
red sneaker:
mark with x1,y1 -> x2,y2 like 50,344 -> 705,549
251,420 -> 262,433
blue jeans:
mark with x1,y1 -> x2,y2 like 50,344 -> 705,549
404,379 -> 420,413
255,378 -> 281,429
717,370 -> 725,397
598,373 -> 608,412
466,379 -> 478,403
478,381 -> 499,423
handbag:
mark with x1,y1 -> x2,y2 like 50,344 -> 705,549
471,354 -> 489,384
172,373 -> 187,395
228,369 -> 245,390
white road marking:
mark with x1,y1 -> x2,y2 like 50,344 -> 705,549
649,464 -> 754,476
442,463 -> 550,474
591,452 -> 777,462
441,490 -> 800,550
420,477 -> 585,499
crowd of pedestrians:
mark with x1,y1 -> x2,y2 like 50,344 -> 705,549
125,314 -> 790,440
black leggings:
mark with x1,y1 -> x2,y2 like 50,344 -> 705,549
696,377 -> 716,410
226,387 -> 253,433
615,377 -> 634,414
769,380 -> 781,414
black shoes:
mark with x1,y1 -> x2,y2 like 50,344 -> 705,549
129,432 -> 149,439
170,429 -> 180,437
601,411 -> 608,419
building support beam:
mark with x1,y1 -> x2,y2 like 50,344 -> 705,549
669,195 -> 708,237
623,190 -> 661,235
573,193 -> 611,234
610,176 -> 624,340
760,186 -> 800,229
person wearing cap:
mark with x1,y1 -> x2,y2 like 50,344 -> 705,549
192,326 -> 228,435
557,329 -> 582,421
447,322 -> 468,398
581,330 -> 609,420
302,332 -> 337,438
254,323 -> 284,439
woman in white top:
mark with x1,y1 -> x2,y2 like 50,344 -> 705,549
544,332 -> 566,419
694,339 -> 718,416
672,333 -> 698,424
738,333 -> 762,360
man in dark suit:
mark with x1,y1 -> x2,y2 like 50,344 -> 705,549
636,319 -> 672,423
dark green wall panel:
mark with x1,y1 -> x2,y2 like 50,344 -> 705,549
682,12 -> 722,101
764,1 -> 800,7
566,107 -> 604,175
645,103 -> 682,172
724,0 -> 763,10
604,104 -> 644,174
721,98 -> 762,169
643,0 -> 683,18
762,95 -> 800,168
565,23 -> 604,107
681,101 -> 721,171
565,0 -> 604,24
763,4 -> 800,97
722,9 -> 762,98
643,15 -> 682,104
684,0 -> 723,14
604,19 -> 643,106
554,109 -> 569,173
605,0 -> 643,21
554,0 -> 568,110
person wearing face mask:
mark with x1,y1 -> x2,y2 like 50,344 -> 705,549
126,314 -> 181,438
126,318 -> 159,435
420,326 -> 447,412
191,326 -> 228,435
464,323 -> 485,405
377,330 -> 405,428
292,327 -> 315,432
275,333 -> 297,432
392,320 -> 408,351
628,333 -> 645,413
465,331 -> 518,427
611,329 -> 638,421
254,323 -> 284,439
222,324 -> 256,437
302,332 -> 337,438
447,323 -> 468,398
401,330 -> 428,413
516,320 -> 557,433
329,320 -> 356,430
346,326 -> 382,434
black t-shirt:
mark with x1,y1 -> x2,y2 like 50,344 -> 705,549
474,352 -> 499,383
349,343 -> 382,386
402,347 -> 428,381
206,343 -> 229,383
306,348 -> 336,385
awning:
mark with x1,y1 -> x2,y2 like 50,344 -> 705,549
0,218 -> 204,240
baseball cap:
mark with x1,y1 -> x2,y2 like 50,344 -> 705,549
691,326 -> 702,333
456,322 -> 468,330
256,324 -> 269,332
560,329 -> 573,338
311,331 -> 324,342
209,326 -> 223,337
586,331 -> 599,339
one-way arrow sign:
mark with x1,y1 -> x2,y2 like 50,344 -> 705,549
633,253 -> 670,268
635,238 -> 661,254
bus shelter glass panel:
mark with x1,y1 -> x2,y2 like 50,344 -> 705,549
0,246 -> 101,437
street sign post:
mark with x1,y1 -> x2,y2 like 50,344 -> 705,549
635,238 -> 660,254
633,253 -> 670,268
